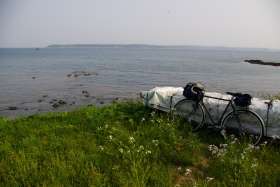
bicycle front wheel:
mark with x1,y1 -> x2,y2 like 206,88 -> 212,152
222,109 -> 264,145
174,99 -> 205,131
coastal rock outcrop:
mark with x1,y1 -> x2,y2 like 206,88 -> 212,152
244,59 -> 280,66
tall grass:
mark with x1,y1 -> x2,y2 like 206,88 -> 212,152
0,101 -> 279,186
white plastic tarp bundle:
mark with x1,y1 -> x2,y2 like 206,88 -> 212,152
140,87 -> 280,138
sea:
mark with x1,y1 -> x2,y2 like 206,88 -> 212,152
0,45 -> 280,117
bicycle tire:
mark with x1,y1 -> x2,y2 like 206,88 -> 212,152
174,99 -> 205,131
221,109 -> 264,145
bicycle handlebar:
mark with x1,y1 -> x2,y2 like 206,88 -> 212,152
226,92 -> 242,97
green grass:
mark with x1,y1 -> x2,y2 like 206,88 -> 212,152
0,101 -> 280,186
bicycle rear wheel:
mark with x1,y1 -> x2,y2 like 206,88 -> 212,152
174,99 -> 205,131
222,109 -> 264,145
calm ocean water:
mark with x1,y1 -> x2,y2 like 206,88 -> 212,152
0,45 -> 280,117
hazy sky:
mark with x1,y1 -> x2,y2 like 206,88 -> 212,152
1,0 -> 280,48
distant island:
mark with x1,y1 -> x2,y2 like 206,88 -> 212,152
46,44 -> 280,52
244,59 -> 280,67
47,44 -> 161,48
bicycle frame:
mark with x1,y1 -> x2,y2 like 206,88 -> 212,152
200,94 -> 237,126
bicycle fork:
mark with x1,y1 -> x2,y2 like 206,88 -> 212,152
265,100 -> 273,136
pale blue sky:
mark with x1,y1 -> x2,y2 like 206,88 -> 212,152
0,0 -> 280,48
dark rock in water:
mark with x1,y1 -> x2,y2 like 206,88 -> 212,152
49,99 -> 57,104
52,103 -> 60,108
82,90 -> 90,97
100,101 -> 104,104
83,73 -> 91,76
51,99 -> 67,108
32,76 -> 36,80
42,95 -> 48,98
67,71 -> 98,78
8,106 -> 18,110
244,59 -> 280,66
37,99 -> 43,103
58,100 -> 67,105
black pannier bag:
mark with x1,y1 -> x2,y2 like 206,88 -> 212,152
183,82 -> 205,101
233,93 -> 252,107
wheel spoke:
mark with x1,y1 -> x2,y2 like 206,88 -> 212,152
174,99 -> 205,131
222,110 -> 264,145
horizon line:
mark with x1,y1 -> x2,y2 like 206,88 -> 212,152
1,43 -> 280,51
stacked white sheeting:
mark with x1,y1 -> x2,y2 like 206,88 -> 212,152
140,87 -> 280,138
140,87 -> 184,112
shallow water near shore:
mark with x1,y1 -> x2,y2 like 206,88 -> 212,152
0,45 -> 280,117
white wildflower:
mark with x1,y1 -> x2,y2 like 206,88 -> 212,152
185,168 -> 192,176
129,136 -> 135,144
230,137 -> 239,144
141,117 -> 145,122
220,144 -> 228,148
220,129 -> 226,138
119,148 -> 124,154
152,139 -> 159,146
108,135 -> 113,140
145,150 -> 152,155
99,145 -> 104,151
104,124 -> 109,129
248,144 -> 255,149
241,153 -> 245,160
208,145 -> 219,155
137,145 -> 144,152
206,177 -> 214,182
251,163 -> 258,168
177,166 -> 182,171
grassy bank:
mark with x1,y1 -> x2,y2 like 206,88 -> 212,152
0,101 -> 280,186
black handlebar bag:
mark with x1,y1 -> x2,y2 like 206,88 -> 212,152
183,82 -> 205,102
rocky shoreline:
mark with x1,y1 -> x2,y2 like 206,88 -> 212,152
0,91 -> 134,118
0,70 -> 136,118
